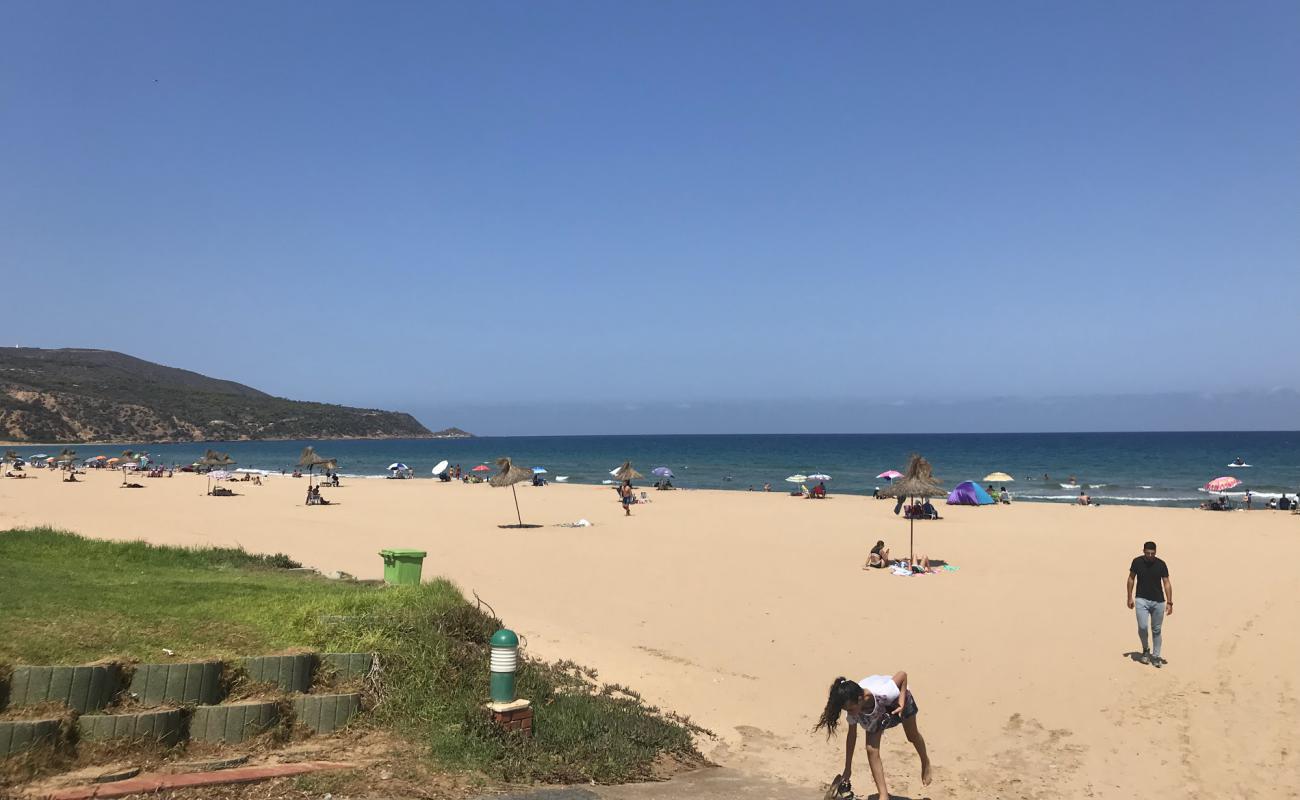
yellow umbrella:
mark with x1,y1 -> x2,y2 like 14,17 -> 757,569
983,472 -> 1014,483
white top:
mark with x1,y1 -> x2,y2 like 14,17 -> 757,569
844,675 -> 902,732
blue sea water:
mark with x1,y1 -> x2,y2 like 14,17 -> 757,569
21,431 -> 1300,508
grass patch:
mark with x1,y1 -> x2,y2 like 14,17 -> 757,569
0,528 -> 703,783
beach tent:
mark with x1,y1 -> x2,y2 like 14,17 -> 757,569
947,481 -> 995,506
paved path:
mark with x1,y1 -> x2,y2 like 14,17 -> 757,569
478,768 -> 813,800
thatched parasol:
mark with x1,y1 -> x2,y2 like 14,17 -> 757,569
489,457 -> 539,528
877,454 -> 946,564
297,446 -> 333,488
612,461 -> 642,482
54,448 -> 78,463
199,449 -> 236,495
3,450 -> 18,469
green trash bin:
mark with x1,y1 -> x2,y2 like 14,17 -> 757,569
379,549 -> 427,586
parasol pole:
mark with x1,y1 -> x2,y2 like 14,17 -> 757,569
510,484 -> 523,526
910,496 -> 916,564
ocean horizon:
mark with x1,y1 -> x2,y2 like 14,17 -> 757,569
15,430 -> 1299,509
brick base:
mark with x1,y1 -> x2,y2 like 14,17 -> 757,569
485,700 -> 533,737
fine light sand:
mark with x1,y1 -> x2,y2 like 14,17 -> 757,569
3,470 -> 1298,799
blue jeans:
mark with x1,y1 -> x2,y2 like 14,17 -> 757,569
1135,598 -> 1165,658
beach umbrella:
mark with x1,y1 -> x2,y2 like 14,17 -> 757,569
489,457 -> 537,528
209,469 -> 231,481
983,472 -> 1014,483
878,454 -> 947,564
387,462 -> 409,471
612,461 -> 642,482
30,453 -> 48,460
785,474 -> 808,483
432,460 -> 449,476
54,449 -> 78,463
298,446 -> 333,487
877,470 -> 903,480
808,473 -> 831,482
471,464 -> 491,472
532,467 -> 547,474
198,449 -> 236,495
651,467 -> 674,479
1205,476 -> 1241,493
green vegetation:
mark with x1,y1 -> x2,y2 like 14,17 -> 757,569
0,348 -> 438,443
0,529 -> 701,783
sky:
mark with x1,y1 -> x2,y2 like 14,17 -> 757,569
2,1 -> 1298,434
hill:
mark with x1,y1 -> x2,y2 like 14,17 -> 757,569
0,348 -> 457,443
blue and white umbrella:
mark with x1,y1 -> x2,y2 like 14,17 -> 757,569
388,463 -> 409,471
652,467 -> 674,478
808,473 -> 832,482
532,467 -> 547,474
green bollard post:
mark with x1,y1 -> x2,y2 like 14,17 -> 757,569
489,629 -> 519,703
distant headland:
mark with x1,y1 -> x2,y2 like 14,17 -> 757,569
0,347 -> 470,444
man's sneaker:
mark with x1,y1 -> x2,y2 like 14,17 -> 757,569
1139,650 -> 1151,665
1151,655 -> 1164,668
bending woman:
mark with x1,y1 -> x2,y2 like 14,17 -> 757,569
814,673 -> 932,800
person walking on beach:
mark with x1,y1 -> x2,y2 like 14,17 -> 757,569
815,673 -> 932,800
1127,541 -> 1173,667
619,480 -> 633,516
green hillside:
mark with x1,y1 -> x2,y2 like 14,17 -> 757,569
0,348 -> 447,443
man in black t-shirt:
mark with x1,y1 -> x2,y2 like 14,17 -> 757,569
1127,541 -> 1173,667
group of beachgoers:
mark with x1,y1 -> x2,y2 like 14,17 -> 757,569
1200,490 -> 1297,512
829,539 -> 1174,798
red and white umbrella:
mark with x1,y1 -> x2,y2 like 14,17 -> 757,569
1205,476 -> 1241,492
877,470 -> 903,480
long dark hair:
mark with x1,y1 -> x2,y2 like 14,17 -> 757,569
814,677 -> 863,736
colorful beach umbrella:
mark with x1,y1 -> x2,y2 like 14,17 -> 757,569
876,470 -> 903,480
785,474 -> 807,483
1205,476 -> 1241,492
983,472 -> 1014,483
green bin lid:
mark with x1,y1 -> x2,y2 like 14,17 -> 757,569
379,549 -> 427,558
491,629 -> 519,648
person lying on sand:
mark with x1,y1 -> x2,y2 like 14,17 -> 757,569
865,540 -> 890,569
815,673 -> 932,800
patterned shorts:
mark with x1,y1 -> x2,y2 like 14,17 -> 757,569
873,692 -> 919,733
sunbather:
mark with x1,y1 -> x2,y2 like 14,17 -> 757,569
865,540 -> 891,569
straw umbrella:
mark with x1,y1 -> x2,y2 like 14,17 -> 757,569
3,450 -> 18,472
612,461 -> 643,483
489,456 -> 537,528
297,446 -> 331,488
878,454 -> 947,564
199,449 -> 236,495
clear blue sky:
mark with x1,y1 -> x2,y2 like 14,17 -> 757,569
3,1 -> 1297,434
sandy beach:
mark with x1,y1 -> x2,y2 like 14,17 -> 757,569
2,469 -> 1297,798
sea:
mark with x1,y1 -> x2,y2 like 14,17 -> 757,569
20,431 -> 1300,508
